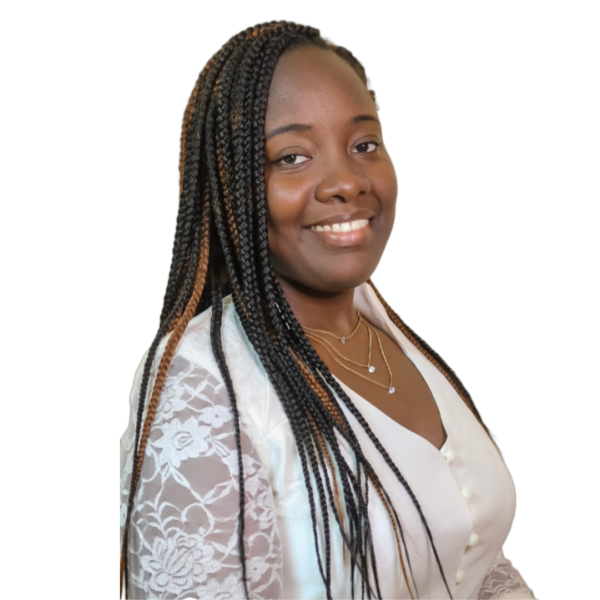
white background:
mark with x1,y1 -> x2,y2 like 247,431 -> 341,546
1,2 -> 598,599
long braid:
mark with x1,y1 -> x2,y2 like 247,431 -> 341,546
121,21 -> 489,599
121,198 -> 207,595
160,35 -> 244,325
367,279 -> 496,444
209,250 -> 249,598
121,205 -> 210,596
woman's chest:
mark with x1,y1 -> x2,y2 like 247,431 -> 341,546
311,323 -> 448,451
247,361 -> 516,599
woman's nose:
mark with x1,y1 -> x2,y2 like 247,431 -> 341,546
314,160 -> 371,203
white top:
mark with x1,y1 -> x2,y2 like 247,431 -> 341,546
120,282 -> 535,599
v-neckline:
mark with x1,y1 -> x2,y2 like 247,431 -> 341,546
333,373 -> 449,453
340,284 -> 450,453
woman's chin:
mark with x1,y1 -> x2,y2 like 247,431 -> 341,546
284,271 -> 375,296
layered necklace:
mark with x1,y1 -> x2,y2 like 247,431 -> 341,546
302,309 -> 396,394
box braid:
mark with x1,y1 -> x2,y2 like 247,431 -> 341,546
120,20 -> 494,599
365,279 -> 498,451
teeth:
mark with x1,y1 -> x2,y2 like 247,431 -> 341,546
310,219 -> 370,232
351,219 -> 368,230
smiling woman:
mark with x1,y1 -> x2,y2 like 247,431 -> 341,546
120,21 -> 536,600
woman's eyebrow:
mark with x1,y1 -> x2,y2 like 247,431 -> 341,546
352,114 -> 380,124
266,115 -> 379,141
266,123 -> 312,140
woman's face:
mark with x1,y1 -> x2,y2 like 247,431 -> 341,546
264,46 -> 397,294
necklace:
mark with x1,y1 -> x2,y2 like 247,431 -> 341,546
302,310 -> 362,344
301,312 -> 396,394
304,325 -> 374,371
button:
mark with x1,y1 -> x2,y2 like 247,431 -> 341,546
455,569 -> 465,584
468,533 -> 480,547
461,487 -> 472,500
443,448 -> 456,463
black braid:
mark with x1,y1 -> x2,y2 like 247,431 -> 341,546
209,249 -> 249,598
123,213 -> 204,562
160,61 -> 218,324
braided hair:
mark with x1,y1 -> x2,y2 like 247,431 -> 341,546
121,21 -> 494,599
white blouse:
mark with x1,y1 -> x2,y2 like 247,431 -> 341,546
120,282 -> 535,599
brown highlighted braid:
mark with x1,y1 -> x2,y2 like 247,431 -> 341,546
121,20 -> 493,599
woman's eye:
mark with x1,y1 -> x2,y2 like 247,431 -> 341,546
278,154 -> 310,166
354,141 -> 379,153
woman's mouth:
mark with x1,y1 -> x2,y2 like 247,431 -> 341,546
308,218 -> 370,233
306,218 -> 372,247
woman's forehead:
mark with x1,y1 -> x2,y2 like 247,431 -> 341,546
265,47 -> 375,126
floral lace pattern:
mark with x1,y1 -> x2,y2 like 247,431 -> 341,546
120,340 -> 283,599
477,549 -> 535,599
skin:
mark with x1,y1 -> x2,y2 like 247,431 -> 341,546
264,46 -> 446,450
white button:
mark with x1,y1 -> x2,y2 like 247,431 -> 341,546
468,533 -> 480,547
461,487 -> 472,500
455,569 -> 465,584
443,448 -> 456,463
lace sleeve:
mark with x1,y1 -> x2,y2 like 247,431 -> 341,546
477,548 -> 535,600
120,351 -> 283,599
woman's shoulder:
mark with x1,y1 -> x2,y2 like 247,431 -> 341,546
125,295 -> 276,447
124,298 -> 235,424
150,295 -> 239,373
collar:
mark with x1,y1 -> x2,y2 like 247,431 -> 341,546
353,281 -> 398,340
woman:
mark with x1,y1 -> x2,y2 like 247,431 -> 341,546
120,21 -> 536,599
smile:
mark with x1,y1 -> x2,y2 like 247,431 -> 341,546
309,219 -> 370,232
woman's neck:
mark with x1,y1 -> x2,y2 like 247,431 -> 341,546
277,276 -> 360,337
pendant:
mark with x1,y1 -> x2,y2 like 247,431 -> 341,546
389,387 -> 396,394
341,337 -> 346,344
368,366 -> 375,373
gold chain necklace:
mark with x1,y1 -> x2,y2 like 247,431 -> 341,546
304,324 -> 374,370
301,312 -> 396,394
301,309 -> 362,344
